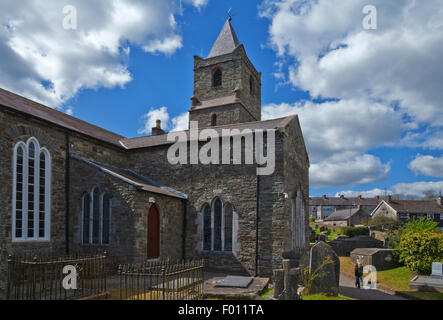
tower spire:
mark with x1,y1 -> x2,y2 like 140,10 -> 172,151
207,18 -> 240,58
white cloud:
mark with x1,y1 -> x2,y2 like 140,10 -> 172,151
263,99 -> 410,162
261,0 -> 443,127
0,0 -> 206,108
392,181 -> 443,198
409,155 -> 443,178
310,152 -> 390,189
138,107 -> 189,135
182,0 -> 209,8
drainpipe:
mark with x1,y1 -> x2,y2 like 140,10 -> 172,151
255,174 -> 260,277
182,199 -> 187,260
65,134 -> 70,255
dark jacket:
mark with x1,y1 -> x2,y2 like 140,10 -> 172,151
355,265 -> 363,277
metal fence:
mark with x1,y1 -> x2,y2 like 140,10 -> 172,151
7,253 -> 108,300
119,259 -> 204,300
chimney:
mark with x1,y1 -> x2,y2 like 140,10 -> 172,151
339,195 -> 345,199
322,195 -> 327,200
388,195 -> 392,202
437,197 -> 443,206
376,196 -> 380,200
152,120 -> 166,136
357,195 -> 362,200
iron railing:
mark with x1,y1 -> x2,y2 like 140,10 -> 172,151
119,259 -> 204,300
7,253 -> 108,300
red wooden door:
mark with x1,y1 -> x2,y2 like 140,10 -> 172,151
147,205 -> 160,259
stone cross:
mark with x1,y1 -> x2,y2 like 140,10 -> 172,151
432,262 -> 443,278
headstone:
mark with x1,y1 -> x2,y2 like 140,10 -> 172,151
308,242 -> 340,296
274,260 -> 302,300
432,262 -> 443,278
216,276 -> 253,288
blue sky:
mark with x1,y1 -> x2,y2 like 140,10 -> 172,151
1,0 -> 442,198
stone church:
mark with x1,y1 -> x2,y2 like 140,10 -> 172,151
0,19 -> 309,298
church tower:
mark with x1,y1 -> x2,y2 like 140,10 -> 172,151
189,19 -> 262,128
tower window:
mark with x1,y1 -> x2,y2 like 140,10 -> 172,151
213,69 -> 222,87
211,114 -> 217,126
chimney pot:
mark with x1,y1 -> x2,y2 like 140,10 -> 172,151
358,195 -> 362,200
322,195 -> 327,199
152,119 -> 166,136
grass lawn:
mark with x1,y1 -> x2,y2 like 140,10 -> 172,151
302,294 -> 355,301
339,257 -> 443,300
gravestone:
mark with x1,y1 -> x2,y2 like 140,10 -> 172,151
216,276 -> 253,288
273,260 -> 302,300
309,242 -> 340,296
432,262 -> 443,278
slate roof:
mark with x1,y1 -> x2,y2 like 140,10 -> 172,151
385,200 -> 443,214
0,88 -> 124,147
71,153 -> 187,200
120,116 -> 293,150
189,94 -> 243,112
324,208 -> 363,221
207,19 -> 240,58
310,197 -> 381,207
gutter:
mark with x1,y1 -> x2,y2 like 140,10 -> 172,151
65,133 -> 70,255
182,199 -> 188,260
255,173 -> 260,277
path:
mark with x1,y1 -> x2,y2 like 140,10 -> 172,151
339,275 -> 407,300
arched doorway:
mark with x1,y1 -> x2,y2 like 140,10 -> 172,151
147,204 -> 160,259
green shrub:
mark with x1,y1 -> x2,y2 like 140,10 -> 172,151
341,226 -> 369,238
369,216 -> 402,231
309,217 -> 316,222
398,232 -> 443,275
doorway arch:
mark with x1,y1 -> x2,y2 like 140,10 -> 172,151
147,204 -> 160,259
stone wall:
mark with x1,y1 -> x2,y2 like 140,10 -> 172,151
189,103 -> 256,128
193,46 -> 261,124
69,157 -> 185,269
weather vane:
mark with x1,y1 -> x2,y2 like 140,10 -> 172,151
227,8 -> 232,21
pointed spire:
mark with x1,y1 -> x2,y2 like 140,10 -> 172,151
207,19 -> 240,58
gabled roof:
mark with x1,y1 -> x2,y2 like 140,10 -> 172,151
381,200 -> 443,214
325,208 -> 367,221
0,88 -> 125,147
71,153 -> 187,200
120,116 -> 292,150
207,19 -> 240,58
310,197 -> 381,207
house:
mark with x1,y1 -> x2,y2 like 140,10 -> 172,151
371,197 -> 443,228
310,195 -> 381,220
0,19 -> 310,299
323,206 -> 370,227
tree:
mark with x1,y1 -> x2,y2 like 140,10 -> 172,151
369,216 -> 402,231
422,189 -> 438,200
398,232 -> 443,275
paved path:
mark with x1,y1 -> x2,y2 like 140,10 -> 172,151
339,275 -> 407,300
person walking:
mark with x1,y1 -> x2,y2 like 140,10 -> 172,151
355,261 -> 363,289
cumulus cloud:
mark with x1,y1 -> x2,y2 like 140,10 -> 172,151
0,0 -> 205,109
138,107 -> 189,135
409,155 -> 443,178
392,181 -> 443,198
261,0 -> 443,126
263,99 -> 411,162
310,152 -> 390,189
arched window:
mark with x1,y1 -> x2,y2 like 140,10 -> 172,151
213,69 -> 222,87
13,138 -> 51,241
224,203 -> 233,252
213,198 -> 222,251
102,194 -> 111,245
250,76 -> 255,96
203,204 -> 211,251
82,188 -> 111,245
82,193 -> 90,244
211,114 -> 217,127
201,199 -> 236,253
